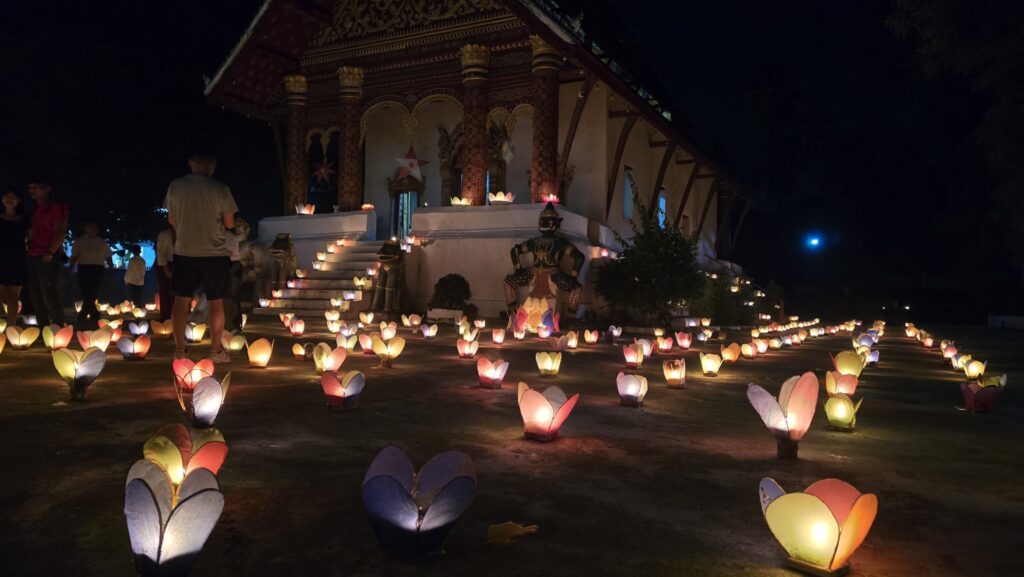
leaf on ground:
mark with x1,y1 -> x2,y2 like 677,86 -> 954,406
486,522 -> 539,545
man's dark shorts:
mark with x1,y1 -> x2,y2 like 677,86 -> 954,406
172,255 -> 230,300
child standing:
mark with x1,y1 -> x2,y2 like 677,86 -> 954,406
124,244 -> 147,306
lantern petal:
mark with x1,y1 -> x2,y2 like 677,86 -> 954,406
124,478 -> 163,569
53,349 -> 79,383
143,434 -> 187,485
125,459 -> 172,525
389,337 -> 406,357
322,372 -> 344,398
341,371 -> 365,396
414,451 -> 477,510
178,467 -> 221,502
764,493 -> 840,569
758,477 -> 786,515
159,487 -> 224,571
187,440 -> 228,477
192,377 -> 224,427
419,475 -> 477,532
804,478 -> 862,526
362,475 -> 422,556
747,384 -> 788,438
831,494 -> 878,570
364,445 -> 415,492
550,393 -> 580,433
781,372 -> 819,441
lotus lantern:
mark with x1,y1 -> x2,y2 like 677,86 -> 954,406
118,336 -> 152,360
747,372 -> 819,459
623,343 -> 644,369
700,353 -> 723,376
477,357 -> 509,389
53,347 -> 107,400
491,328 -> 506,344
517,383 -> 579,441
456,339 -> 478,359
420,324 -> 438,338
371,335 -> 405,368
246,338 -> 274,368
825,394 -> 862,431
616,372 -> 648,407
583,330 -> 599,344
535,351 -> 562,377
961,375 -> 1005,413
675,331 -> 692,349
663,359 -> 686,388
321,370 -> 365,409
42,324 -> 73,350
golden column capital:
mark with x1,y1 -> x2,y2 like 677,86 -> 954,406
459,44 -> 490,85
337,66 -> 364,100
530,35 -> 561,73
283,74 -> 308,105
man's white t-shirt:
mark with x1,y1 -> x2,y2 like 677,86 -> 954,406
163,174 -> 238,258
124,256 -> 146,286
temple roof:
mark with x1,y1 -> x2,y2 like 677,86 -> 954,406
205,0 -> 740,193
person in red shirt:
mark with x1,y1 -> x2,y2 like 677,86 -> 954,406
26,179 -> 69,326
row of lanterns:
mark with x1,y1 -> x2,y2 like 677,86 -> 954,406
906,323 -> 1005,412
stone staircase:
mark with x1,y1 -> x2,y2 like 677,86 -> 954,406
251,240 -> 382,320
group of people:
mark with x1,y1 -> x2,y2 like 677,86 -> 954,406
1,152 -> 246,364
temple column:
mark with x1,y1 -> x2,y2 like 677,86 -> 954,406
337,66 -> 364,212
459,44 -> 490,205
530,35 -> 560,203
283,74 -> 309,215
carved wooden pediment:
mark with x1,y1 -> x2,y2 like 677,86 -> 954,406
313,0 -> 507,46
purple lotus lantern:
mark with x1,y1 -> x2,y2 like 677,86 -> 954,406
362,445 -> 477,561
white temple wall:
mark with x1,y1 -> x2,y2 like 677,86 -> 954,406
363,103 -> 409,236
410,97 -> 462,209
558,80 -> 607,224
504,105 -> 533,202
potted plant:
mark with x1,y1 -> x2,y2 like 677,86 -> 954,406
427,274 -> 472,323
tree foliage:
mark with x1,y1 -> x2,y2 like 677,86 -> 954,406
596,195 -> 704,324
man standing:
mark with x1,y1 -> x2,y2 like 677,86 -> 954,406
26,179 -> 68,327
163,153 -> 237,362
223,217 -> 247,332
69,222 -> 113,324
155,226 -> 174,321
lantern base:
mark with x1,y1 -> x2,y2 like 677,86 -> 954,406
122,355 -> 147,361
478,381 -> 502,390
828,424 -> 855,433
666,380 -> 686,389
538,373 -> 558,378
619,397 -> 642,408
702,371 -> 718,377
69,386 -> 88,402
376,359 -> 393,369
524,431 -> 558,442
326,395 -> 361,410
785,557 -> 849,576
776,439 -> 799,460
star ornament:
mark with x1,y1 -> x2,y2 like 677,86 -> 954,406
313,160 -> 336,183
396,146 -> 429,181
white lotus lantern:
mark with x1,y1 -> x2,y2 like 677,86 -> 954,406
53,347 -> 107,401
184,323 -> 207,343
128,321 -> 150,337
634,338 -> 653,358
420,324 -> 438,338
616,372 -> 648,407
747,372 -> 819,459
488,191 -> 514,204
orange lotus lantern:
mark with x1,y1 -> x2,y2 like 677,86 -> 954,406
295,203 -> 315,214
185,323 -> 207,343
758,477 -> 877,575
663,359 -> 685,388
583,329 -> 599,344
151,321 -> 173,339
489,328 -> 506,344
77,328 -> 113,351
535,351 -> 562,377
371,335 -> 405,368
359,311 -> 374,326
623,343 -> 644,369
288,318 -> 305,336
313,343 -> 347,375
477,357 -> 509,389
825,371 -> 858,396
754,339 -> 769,354
700,353 -> 723,376
456,339 -> 479,359
42,324 -> 73,350
246,338 -> 274,368
117,336 -> 152,360
721,343 -> 741,362
830,351 -> 865,378
741,342 -> 757,359
517,382 -> 580,441
656,336 -> 673,353
320,370 -> 365,409
675,331 -> 692,349
747,372 -> 819,459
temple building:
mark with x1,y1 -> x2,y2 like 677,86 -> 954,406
206,0 -> 744,318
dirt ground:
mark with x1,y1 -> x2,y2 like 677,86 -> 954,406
1,319 -> 1021,577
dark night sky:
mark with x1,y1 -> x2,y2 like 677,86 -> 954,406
0,1 -> 1006,322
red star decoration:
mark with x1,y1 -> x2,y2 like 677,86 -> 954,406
312,160 -> 336,183
395,146 -> 429,181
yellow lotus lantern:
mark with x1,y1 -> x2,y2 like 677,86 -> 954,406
963,359 -> 986,380
420,324 -> 438,338
185,323 -> 207,343
562,331 -> 579,350
491,328 -> 506,344
132,307 -> 146,319
371,335 -> 405,368
825,394 -> 862,431
215,333 -> 245,353
741,342 -> 757,359
77,328 -> 113,351
324,310 -> 341,323
830,351 -> 865,378
0,332 -> 5,355
769,338 -> 783,350
517,382 -> 580,441
583,330 -> 599,344
151,321 -> 173,338
379,323 -> 398,341
313,343 -> 347,375
653,328 -> 665,337
359,311 -> 374,326
450,196 -> 472,206
292,342 -> 313,360
656,336 -> 673,353
477,357 -> 509,389
675,331 -> 692,349
354,276 -> 368,288
758,477 -> 877,575
616,372 -> 648,407
951,353 -> 971,370
623,343 -> 644,369
336,334 -> 358,351
754,339 -> 769,354
42,324 -> 73,350
456,338 -> 478,359
747,372 -> 819,458
246,338 -> 274,368
6,326 -> 41,350
700,317 -> 711,327
117,336 -> 152,360
535,351 -> 562,377
904,324 -> 918,338
488,191 -> 514,204
662,359 -> 686,388
700,353 -> 723,376
53,347 -> 107,400
751,328 -> 761,338
401,314 -> 422,328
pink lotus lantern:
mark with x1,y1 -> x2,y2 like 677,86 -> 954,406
537,325 -> 552,339
173,358 -> 214,391
623,344 -> 644,369
358,334 -> 375,355
321,370 -> 365,409
616,372 -> 648,407
456,339 -> 478,359
675,331 -> 692,349
747,372 -> 819,459
656,336 -> 673,353
961,375 -> 1005,413
42,324 -> 74,351
825,371 -> 858,396
583,330 -> 599,344
117,336 -> 152,360
289,318 -> 305,336
517,382 -> 579,441
513,327 -> 526,340
758,477 -> 878,575
492,328 -> 506,344
477,357 -> 509,389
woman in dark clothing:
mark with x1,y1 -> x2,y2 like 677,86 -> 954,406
0,189 -> 30,326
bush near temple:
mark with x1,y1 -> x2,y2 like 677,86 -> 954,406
428,274 -> 472,312
596,196 -> 704,325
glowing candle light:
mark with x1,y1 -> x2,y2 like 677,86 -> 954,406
663,359 -> 685,388
477,357 -> 509,389
616,372 -> 648,407
535,351 -> 562,377
700,353 -> 723,376
517,382 -> 579,441
492,328 -> 505,344
246,338 -> 274,368
623,343 -> 644,369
